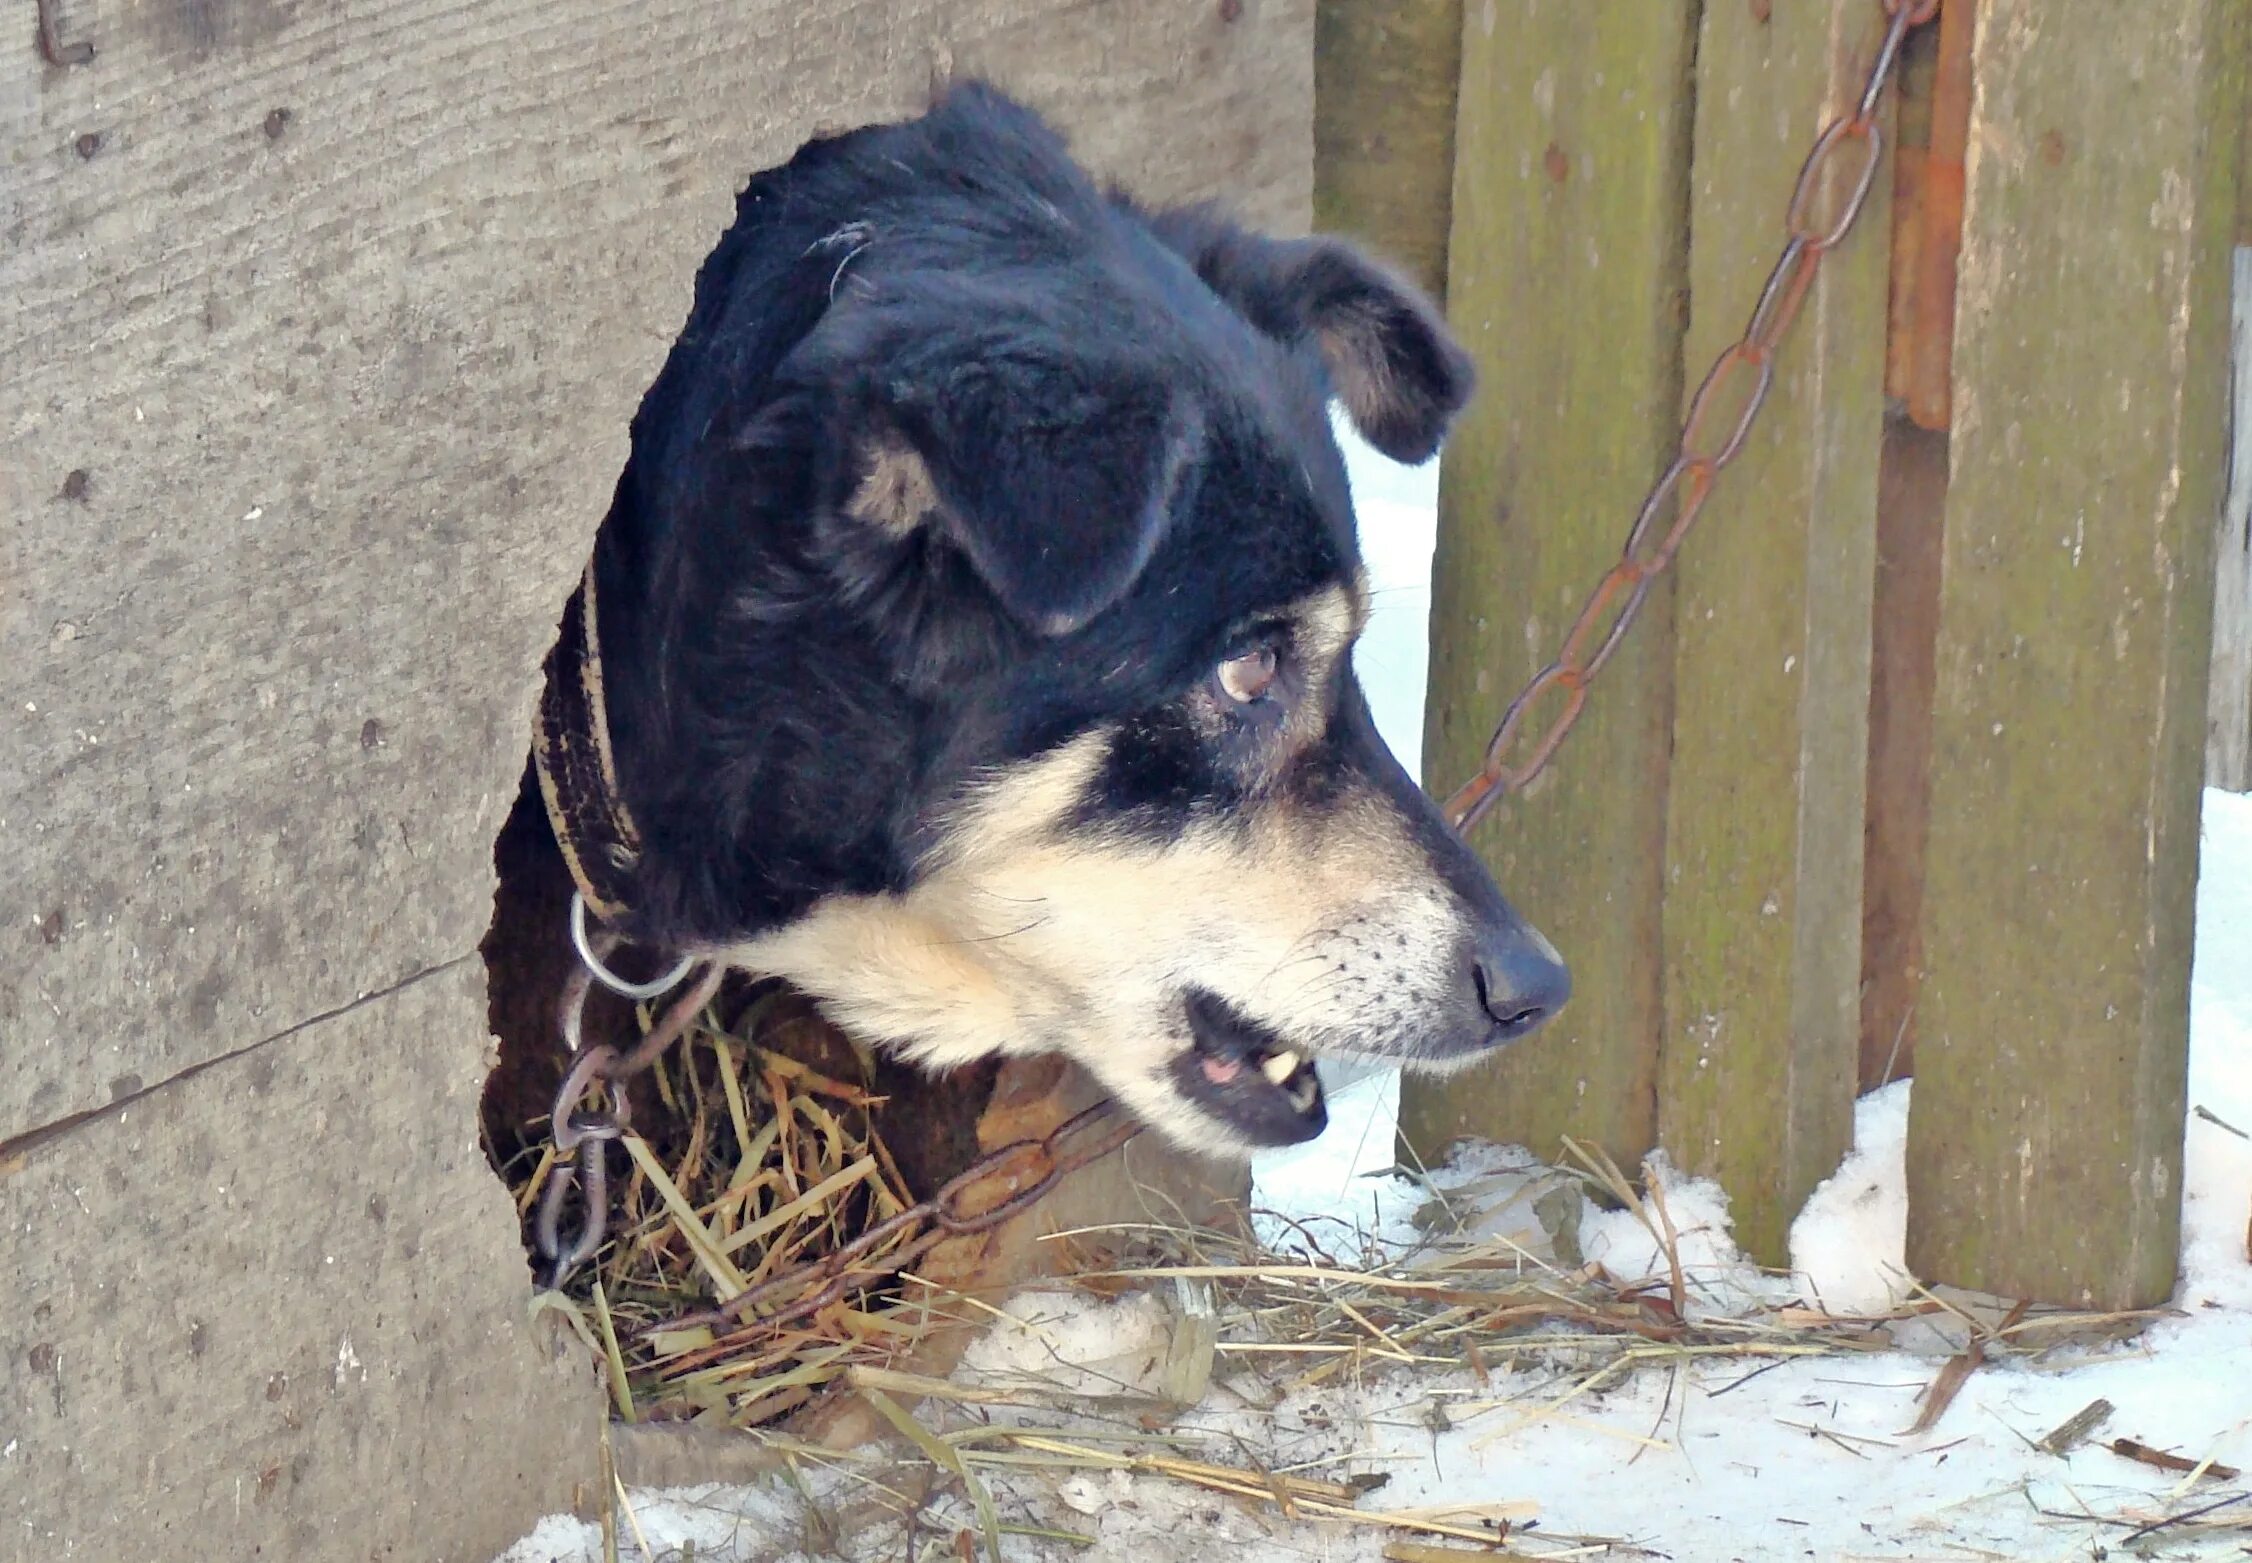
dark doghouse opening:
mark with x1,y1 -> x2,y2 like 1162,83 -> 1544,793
467,114 -> 1049,1433
478,758 -> 1012,1429
470,102 -> 1271,1436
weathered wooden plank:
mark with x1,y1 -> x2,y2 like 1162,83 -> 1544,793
2209,0 -> 2252,791
1860,416 -> 1949,1089
2241,0 -> 2252,250
1862,5 -> 1970,1090
2,966 -> 600,1563
1886,0 -> 1975,434
1404,5 -> 1697,1169
1313,0 -> 1462,300
1906,0 -> 2243,1309
2210,245 -> 2252,792
1656,2 -> 1892,1264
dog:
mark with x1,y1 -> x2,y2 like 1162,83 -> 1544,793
549,82 -> 1568,1156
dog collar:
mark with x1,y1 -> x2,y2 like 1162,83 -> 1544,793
533,564 -> 647,929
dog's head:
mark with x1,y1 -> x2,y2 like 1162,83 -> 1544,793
593,84 -> 1568,1154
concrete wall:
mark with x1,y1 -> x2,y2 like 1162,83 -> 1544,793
0,3 -> 1311,1557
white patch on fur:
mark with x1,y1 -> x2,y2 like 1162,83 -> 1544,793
725,724 -> 1471,1154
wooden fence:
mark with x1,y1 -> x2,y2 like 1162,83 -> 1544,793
1321,0 -> 2249,1310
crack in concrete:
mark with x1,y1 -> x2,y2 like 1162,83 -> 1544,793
0,955 -> 473,1165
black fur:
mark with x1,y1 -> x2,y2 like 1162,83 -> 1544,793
1143,205 -> 1474,464
562,84 -> 1577,1147
564,79 -> 1575,1094
584,84 -> 1483,954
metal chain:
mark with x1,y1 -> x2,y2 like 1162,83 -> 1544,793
535,933 -> 1141,1310
1443,0 -> 1939,835
535,959 -> 727,1286
652,1098 -> 1140,1341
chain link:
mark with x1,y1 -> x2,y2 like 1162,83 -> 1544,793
650,1098 -> 1139,1341
535,933 -> 1140,1319
1443,0 -> 1937,835
535,961 -> 726,1286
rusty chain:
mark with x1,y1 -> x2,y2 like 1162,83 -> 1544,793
535,949 -> 1140,1303
653,1097 -> 1140,1340
538,0 -> 1935,1329
1443,0 -> 1938,834
534,958 -> 729,1286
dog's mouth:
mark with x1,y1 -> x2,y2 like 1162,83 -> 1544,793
1170,988 -> 1328,1147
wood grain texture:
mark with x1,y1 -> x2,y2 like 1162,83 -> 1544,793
1860,417 -> 1949,1089
2203,0 -> 2251,792
1906,0 -> 2242,1309
2241,0 -> 2252,250
1657,1 -> 1891,1265
1313,0 -> 1462,299
1403,3 -> 1696,1169
0,0 -> 1312,1144
0,964 -> 600,1563
2213,246 -> 2252,791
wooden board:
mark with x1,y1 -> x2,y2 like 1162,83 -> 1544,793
1313,0 -> 1462,300
1860,2 -> 1967,1091
2206,0 -> 2252,793
2213,246 -> 2252,792
1859,417 -> 1950,1090
1656,1 -> 1892,1265
1905,0 -> 2243,1309
1403,5 -> 1698,1171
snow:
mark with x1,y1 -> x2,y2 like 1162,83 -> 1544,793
492,435 -> 2252,1563
955,1287 -> 1190,1401
1788,1081 -> 1913,1317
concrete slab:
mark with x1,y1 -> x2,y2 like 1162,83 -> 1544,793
0,962 -> 598,1563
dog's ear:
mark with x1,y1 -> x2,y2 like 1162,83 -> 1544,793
1148,206 -> 1473,464
846,346 -> 1202,636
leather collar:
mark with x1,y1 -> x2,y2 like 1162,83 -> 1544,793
533,566 -> 646,929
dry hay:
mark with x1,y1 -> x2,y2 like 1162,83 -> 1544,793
716,1143 -> 2216,1559
491,983 -> 997,1431
491,1000 -> 2230,1558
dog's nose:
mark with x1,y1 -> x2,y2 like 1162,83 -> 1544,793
1471,927 -> 1571,1040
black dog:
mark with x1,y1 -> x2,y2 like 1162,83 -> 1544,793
549,83 -> 1568,1153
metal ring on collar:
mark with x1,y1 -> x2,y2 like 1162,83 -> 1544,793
569,891 -> 697,1001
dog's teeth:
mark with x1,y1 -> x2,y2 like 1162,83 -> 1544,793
1288,1075 -> 1320,1111
1259,1049 -> 1300,1086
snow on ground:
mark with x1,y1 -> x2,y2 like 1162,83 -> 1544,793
1786,1081 -> 1912,1317
494,434 -> 2252,1563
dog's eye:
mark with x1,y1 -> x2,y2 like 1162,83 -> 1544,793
1216,645 -> 1280,705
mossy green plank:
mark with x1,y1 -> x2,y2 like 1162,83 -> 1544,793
1906,0 -> 2243,1310
1657,4 -> 1891,1265
2240,0 -> 2252,249
1404,5 -> 1697,1169
1313,0 -> 1463,300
